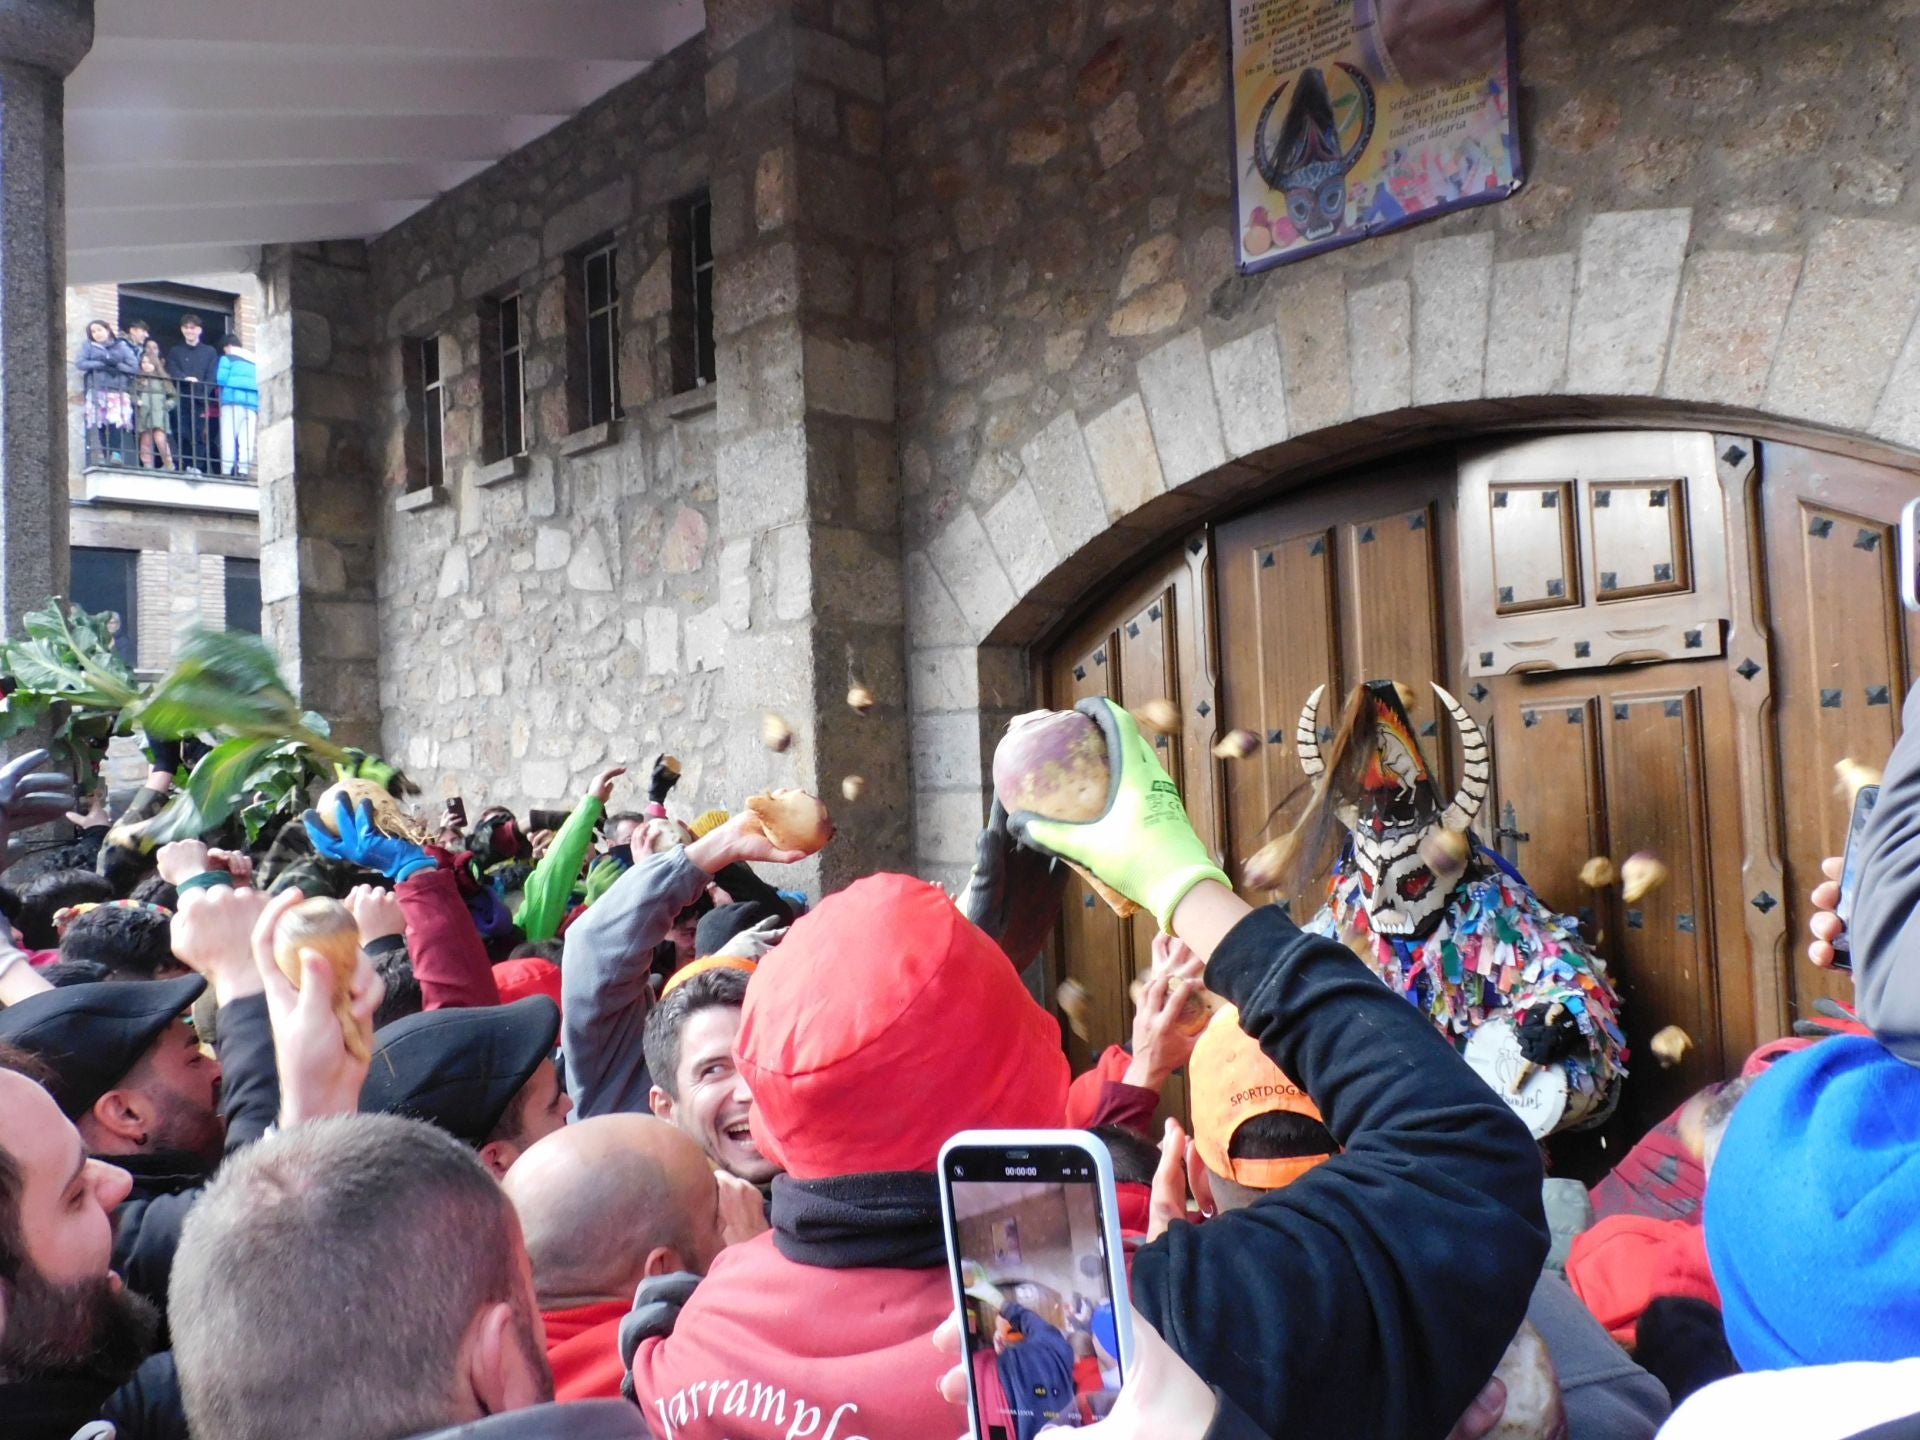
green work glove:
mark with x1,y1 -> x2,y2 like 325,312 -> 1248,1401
1005,698 -> 1230,930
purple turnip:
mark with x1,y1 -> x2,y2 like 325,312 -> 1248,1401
992,709 -> 1112,823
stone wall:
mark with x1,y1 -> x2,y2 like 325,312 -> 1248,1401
364,41 -> 724,817
882,0 -> 1920,889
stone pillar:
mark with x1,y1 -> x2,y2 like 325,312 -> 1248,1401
708,0 -> 909,889
256,242 -> 382,750
0,0 -> 92,645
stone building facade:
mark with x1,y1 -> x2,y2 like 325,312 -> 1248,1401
254,0 -> 1920,897
62,278 -> 261,673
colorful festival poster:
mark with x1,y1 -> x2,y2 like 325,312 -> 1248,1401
1227,0 -> 1522,273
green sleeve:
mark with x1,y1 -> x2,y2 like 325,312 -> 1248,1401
513,794 -> 605,942
582,853 -> 628,908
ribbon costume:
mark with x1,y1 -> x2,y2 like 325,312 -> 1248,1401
1293,680 -> 1626,1136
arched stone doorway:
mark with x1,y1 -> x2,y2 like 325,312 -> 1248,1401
901,209 -> 1920,1155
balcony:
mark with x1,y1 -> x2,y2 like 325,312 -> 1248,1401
80,372 -> 259,515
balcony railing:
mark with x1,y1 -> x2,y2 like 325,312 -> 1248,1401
81,371 -> 257,481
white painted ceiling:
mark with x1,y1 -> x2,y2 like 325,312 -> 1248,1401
66,0 -> 706,286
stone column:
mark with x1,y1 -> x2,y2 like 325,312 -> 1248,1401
256,242 -> 382,750
0,0 -> 92,645
708,0 -> 909,889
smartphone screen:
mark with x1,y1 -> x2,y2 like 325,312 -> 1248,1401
1834,783 -> 1881,967
941,1138 -> 1128,1440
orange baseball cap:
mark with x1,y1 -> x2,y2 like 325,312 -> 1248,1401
1189,1004 -> 1334,1190
660,954 -> 757,999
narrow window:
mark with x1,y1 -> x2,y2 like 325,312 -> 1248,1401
671,191 -> 717,392
405,336 -> 445,490
480,292 -> 526,461
575,241 -> 621,428
70,546 -> 139,666
222,557 -> 261,634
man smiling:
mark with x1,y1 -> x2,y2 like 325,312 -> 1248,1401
644,966 -> 776,1186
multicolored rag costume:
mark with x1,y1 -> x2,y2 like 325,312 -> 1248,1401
1295,680 -> 1626,1136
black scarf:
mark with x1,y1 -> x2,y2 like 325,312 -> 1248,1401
771,1171 -> 946,1270
111,1149 -> 211,1200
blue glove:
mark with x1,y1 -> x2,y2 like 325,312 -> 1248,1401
304,795 -> 435,883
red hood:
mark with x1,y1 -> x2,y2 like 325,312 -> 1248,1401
543,1300 -> 629,1403
629,1232 -> 957,1440
737,874 -> 1069,1179
1566,1214 -> 1720,1344
494,957 -> 564,1008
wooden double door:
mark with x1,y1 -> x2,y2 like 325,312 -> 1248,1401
1044,430 -> 1920,1153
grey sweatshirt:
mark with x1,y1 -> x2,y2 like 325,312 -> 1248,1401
560,846 -> 709,1119
1849,686 -> 1920,1065
1528,1272 -> 1670,1440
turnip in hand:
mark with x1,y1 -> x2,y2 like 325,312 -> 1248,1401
272,897 -> 372,1062
745,789 -> 834,855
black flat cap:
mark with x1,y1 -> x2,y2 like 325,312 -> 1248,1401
359,996 -> 560,1147
0,974 -> 207,1119
695,899 -> 786,958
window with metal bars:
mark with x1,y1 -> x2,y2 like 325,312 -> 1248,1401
574,241 -> 622,429
405,335 -> 445,490
480,291 -> 526,460
671,191 -> 716,392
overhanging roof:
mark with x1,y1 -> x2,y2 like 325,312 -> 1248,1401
65,0 -> 706,286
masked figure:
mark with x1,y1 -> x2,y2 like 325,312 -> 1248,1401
1253,63 -> 1378,244
1292,681 -> 1626,1137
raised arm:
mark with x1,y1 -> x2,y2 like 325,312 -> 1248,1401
1005,700 -> 1547,1438
562,811 -> 805,1119
515,766 -> 622,942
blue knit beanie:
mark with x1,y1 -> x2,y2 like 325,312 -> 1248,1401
1706,1035 -> 1920,1370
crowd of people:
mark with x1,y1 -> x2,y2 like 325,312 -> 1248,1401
76,313 -> 258,478
0,688 -> 1909,1440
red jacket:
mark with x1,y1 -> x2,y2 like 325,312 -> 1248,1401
544,1299 -> 629,1403
1566,1213 -> 1720,1344
396,865 -> 500,1010
628,1232 -> 955,1440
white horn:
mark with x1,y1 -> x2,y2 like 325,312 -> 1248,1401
1296,685 -> 1327,778
1433,684 -> 1490,831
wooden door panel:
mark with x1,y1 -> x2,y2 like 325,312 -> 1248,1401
1049,628 -> 1124,1076
1761,441 -> 1920,1018
1490,664 -> 1746,1137
1602,684 -> 1728,1115
1344,502 -> 1446,757
1491,691 -> 1608,924
1116,584 -> 1184,1010
1217,526 -> 1341,880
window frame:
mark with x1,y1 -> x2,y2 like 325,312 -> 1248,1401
405,334 -> 446,492
577,240 -> 622,430
671,191 -> 717,394
69,545 -> 140,667
480,291 -> 527,461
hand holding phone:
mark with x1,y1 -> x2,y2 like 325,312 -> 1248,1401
1832,783 -> 1881,970
939,1130 -> 1134,1440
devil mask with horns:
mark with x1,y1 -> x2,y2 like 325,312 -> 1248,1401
1254,63 -> 1378,244
1296,680 -> 1492,938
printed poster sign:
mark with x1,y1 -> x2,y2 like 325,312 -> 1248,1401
1227,0 -> 1522,273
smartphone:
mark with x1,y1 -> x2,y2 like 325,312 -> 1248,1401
1834,783 -> 1880,968
444,796 -> 467,827
1901,497 -> 1920,614
938,1130 -> 1134,1440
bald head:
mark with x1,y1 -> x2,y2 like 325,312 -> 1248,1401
502,1114 -> 723,1310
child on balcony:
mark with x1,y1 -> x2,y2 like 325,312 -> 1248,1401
134,353 -> 176,471
217,333 -> 259,477
75,318 -> 137,465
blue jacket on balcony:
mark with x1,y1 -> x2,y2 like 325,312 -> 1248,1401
216,351 -> 258,410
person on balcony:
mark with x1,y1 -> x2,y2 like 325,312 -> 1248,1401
133,354 -> 176,471
165,314 -> 220,475
216,334 -> 258,478
75,319 -> 137,466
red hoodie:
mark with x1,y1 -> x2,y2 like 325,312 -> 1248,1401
543,1300 -> 629,1402
1566,1213 -> 1721,1343
628,875 -> 1069,1440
